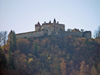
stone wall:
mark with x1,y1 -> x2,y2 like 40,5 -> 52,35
35,26 -> 41,31
55,24 -> 65,31
65,31 -> 84,37
83,31 -> 91,39
41,23 -> 65,32
15,30 -> 91,39
16,31 -> 44,39
64,31 -> 91,39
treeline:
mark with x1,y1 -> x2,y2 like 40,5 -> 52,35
0,31 -> 100,75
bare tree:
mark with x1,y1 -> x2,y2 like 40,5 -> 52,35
0,32 -> 2,46
81,29 -> 84,32
67,29 -> 72,32
0,31 -> 7,50
94,26 -> 100,38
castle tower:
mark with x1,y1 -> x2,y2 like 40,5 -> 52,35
7,30 -> 15,43
83,31 -> 91,39
35,22 -> 41,31
53,18 -> 56,32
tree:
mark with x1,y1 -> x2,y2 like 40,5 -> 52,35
94,26 -> 100,38
51,57 -> 61,75
7,48 -> 15,69
0,47 -> 7,69
81,29 -> 84,32
13,51 -> 27,73
67,29 -> 72,32
0,32 -> 3,46
17,39 -> 30,54
40,69 -> 51,75
98,63 -> 100,74
60,58 -> 67,75
3,31 -> 7,51
33,41 -> 37,56
79,61 -> 89,75
90,66 -> 97,75
0,31 -> 7,50
9,31 -> 16,52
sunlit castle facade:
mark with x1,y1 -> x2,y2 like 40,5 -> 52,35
35,19 -> 65,35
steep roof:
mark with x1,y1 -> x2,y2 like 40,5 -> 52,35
35,22 -> 41,27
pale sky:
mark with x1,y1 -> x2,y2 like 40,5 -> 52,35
0,0 -> 100,37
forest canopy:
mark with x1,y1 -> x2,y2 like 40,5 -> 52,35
0,30 -> 100,75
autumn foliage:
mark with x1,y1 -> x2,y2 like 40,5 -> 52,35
0,36 -> 100,75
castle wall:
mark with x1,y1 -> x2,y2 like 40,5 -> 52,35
42,25 -> 51,30
47,29 -> 52,35
64,31 -> 91,39
35,26 -> 41,31
83,31 -> 91,39
16,31 -> 44,39
55,24 -> 65,31
9,30 -> 91,40
65,31 -> 84,37
42,24 -> 65,32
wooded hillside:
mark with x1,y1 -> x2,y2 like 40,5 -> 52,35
0,34 -> 100,75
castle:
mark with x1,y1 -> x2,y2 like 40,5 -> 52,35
8,19 -> 91,40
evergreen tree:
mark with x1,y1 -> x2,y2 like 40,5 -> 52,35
7,49 -> 15,69
8,31 -> 16,69
33,41 -> 37,56
90,66 -> 97,75
9,31 -> 16,52
79,61 -> 89,75
0,47 -> 7,69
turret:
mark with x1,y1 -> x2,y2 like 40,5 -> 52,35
35,22 -> 41,31
53,18 -> 56,24
7,30 -> 15,43
53,19 -> 56,32
49,21 -> 51,24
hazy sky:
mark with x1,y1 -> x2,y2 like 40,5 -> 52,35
0,0 -> 100,37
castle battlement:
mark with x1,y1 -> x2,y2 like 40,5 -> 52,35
8,19 -> 91,40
